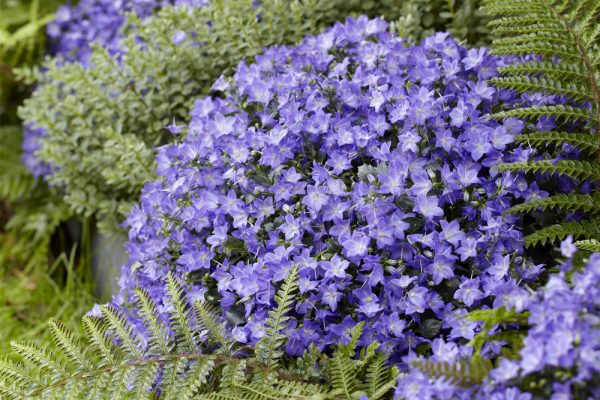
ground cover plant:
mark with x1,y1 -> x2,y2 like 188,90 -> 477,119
0,0 -> 599,399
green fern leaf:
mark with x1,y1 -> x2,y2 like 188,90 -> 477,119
254,264 -> 299,372
574,238 -> 600,252
492,105 -> 596,123
412,357 -> 493,387
329,349 -> 359,399
498,61 -> 589,82
135,288 -> 172,355
362,352 -> 391,400
48,319 -> 91,371
490,75 -> 593,102
515,131 -> 600,153
101,305 -> 144,359
9,342 -> 66,377
82,315 -> 115,365
328,323 -> 365,399
495,160 -> 600,182
194,301 -> 234,354
525,218 -> 600,247
165,273 -> 199,353
507,193 -> 600,214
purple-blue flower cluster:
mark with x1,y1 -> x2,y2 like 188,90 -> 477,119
113,16 -> 543,359
46,0 -> 203,63
22,123 -> 53,179
395,243 -> 600,399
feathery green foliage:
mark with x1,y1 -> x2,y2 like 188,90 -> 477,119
392,0 -> 489,45
411,357 -> 494,387
486,0 -> 600,249
0,269 -> 399,399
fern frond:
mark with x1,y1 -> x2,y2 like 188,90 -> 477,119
194,301 -> 234,354
226,380 -> 322,399
0,267 -> 402,399
524,218 -> 600,247
515,131 -> 600,153
48,319 -> 90,371
466,307 -> 529,358
362,352 -> 391,400
329,349 -> 359,398
492,41 -> 587,63
174,359 -> 215,399
101,305 -> 144,359
218,360 -> 247,391
135,288 -> 172,355
9,342 -> 66,377
490,75 -> 593,102
82,315 -> 115,365
495,160 -> 600,182
507,193 -> 600,214
574,238 -> 600,252
498,61 -> 589,83
328,323 -> 365,398
412,357 -> 493,387
166,273 -> 199,353
254,264 -> 299,371
492,105 -> 595,123
488,15 -> 560,30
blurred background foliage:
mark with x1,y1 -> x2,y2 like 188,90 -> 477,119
0,0 -> 93,353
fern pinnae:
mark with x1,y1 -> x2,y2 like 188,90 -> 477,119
130,362 -> 159,400
218,360 -> 247,391
492,104 -> 596,123
329,349 -> 358,399
48,319 -> 90,371
412,357 -> 493,387
10,342 -> 66,377
135,288 -> 172,355
0,385 -> 27,400
194,301 -> 234,354
490,76 -> 593,102
100,305 -> 144,359
166,273 -> 199,353
574,238 -> 600,252
254,264 -> 299,372
175,359 -> 215,400
515,131 -> 600,153
82,315 -> 115,366
0,357 -> 42,395
156,358 -> 188,400
524,218 -> 600,247
496,160 -> 600,182
498,60 -> 589,81
507,193 -> 600,214
362,352 -> 390,399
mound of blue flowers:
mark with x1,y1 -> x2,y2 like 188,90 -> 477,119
396,246 -> 600,399
113,17 -> 548,362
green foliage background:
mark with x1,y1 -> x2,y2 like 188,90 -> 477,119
0,0 -> 93,357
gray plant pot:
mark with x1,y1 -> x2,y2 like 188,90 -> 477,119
90,227 -> 128,301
